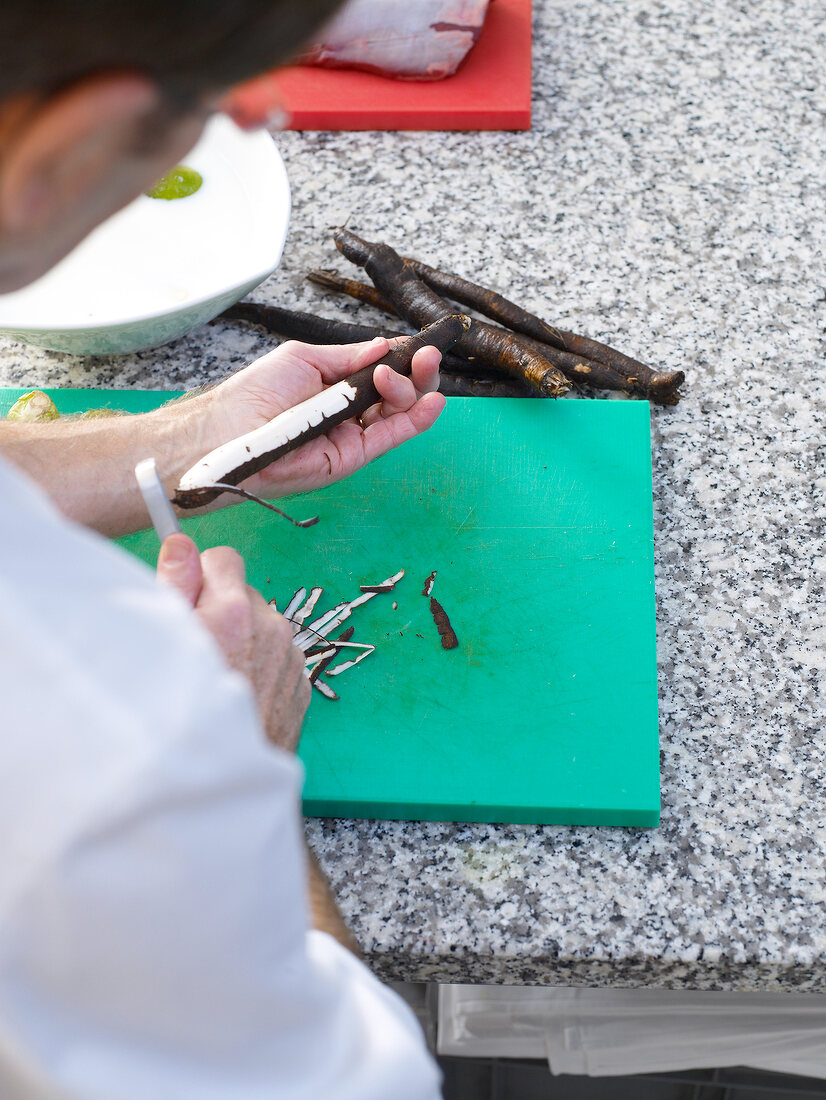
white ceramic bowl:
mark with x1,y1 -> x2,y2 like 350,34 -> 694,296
0,115 -> 290,355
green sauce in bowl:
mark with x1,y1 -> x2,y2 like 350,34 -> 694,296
145,165 -> 203,200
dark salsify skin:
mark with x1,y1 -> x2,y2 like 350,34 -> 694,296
201,483 -> 319,526
172,313 -> 470,510
422,570 -> 437,597
331,228 -> 571,398
309,256 -> 684,405
429,597 -> 459,650
306,267 -> 602,389
283,575 -> 403,699
219,300 -> 472,375
306,267 -> 608,391
404,256 -> 685,405
221,297 -> 401,340
307,269 -> 395,315
219,300 -> 535,397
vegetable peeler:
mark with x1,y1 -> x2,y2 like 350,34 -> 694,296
135,458 -> 182,543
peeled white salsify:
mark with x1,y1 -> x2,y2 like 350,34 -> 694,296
292,587 -> 324,626
279,570 -> 405,697
175,381 -> 358,502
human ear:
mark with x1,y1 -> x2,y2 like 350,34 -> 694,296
0,72 -> 161,234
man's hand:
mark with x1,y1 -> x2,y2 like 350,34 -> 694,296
207,335 -> 445,502
0,335 -> 444,537
156,533 -> 310,752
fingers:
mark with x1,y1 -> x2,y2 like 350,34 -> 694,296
157,538 -> 310,752
280,334 -> 442,391
193,548 -> 310,750
357,390 -> 446,467
409,344 -> 443,394
361,346 -> 442,428
222,337 -> 397,424
194,547 -> 252,660
283,335 -> 393,385
249,595 -> 311,752
320,341 -> 445,473
156,534 -> 203,607
199,546 -> 247,590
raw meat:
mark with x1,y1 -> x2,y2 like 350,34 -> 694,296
299,0 -> 491,81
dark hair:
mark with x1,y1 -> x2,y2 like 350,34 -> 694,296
0,0 -> 342,103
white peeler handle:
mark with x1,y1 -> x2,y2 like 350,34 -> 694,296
135,458 -> 182,543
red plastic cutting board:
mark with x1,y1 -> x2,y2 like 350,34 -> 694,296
273,0 -> 532,131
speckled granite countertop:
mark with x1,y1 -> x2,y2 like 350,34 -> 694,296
2,0 -> 825,991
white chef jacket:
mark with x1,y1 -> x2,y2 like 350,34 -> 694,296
0,455 -> 441,1100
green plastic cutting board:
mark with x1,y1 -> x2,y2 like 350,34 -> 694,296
2,388 -> 660,826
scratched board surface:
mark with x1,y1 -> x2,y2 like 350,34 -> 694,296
2,389 -> 659,826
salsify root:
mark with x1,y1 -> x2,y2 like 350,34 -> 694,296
221,299 -> 394,343
311,258 -> 682,405
173,314 -> 470,509
332,228 -> 571,398
221,234 -> 684,405
218,300 -> 476,377
308,258 -> 660,401
404,257 -> 684,405
310,268 -> 636,398
306,269 -> 395,315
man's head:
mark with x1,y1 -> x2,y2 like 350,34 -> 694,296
0,0 -> 341,291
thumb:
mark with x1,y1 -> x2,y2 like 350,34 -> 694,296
156,533 -> 202,607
